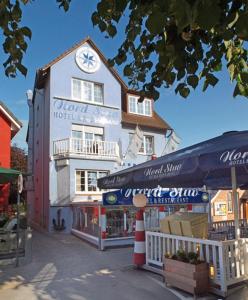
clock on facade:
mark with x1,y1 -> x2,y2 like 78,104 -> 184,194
75,46 -> 101,73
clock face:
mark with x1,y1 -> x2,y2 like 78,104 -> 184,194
75,46 -> 101,73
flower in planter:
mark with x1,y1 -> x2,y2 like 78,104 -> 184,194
164,250 -> 203,265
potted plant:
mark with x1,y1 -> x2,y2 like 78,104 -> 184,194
164,250 -> 209,297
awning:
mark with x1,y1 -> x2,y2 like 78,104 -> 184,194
98,131 -> 248,190
0,167 -> 21,184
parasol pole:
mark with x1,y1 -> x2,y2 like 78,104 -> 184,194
231,166 -> 240,239
16,174 -> 23,267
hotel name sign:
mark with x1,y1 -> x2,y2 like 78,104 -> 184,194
53,99 -> 119,125
103,187 -> 209,206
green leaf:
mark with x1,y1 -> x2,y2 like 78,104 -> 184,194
187,61 -> 198,74
145,11 -> 164,35
240,72 -> 248,84
123,65 -> 132,76
187,75 -> 198,89
206,74 -> 219,87
164,71 -> 176,85
233,82 -> 248,97
5,65 -> 16,77
179,86 -> 190,98
152,89 -> 160,100
57,0 -> 71,12
175,83 -> 186,94
16,63 -> 27,76
91,12 -> 99,26
107,24 -> 117,37
202,79 -> 209,92
12,2 -> 22,22
222,29 -> 234,41
193,0 -> 221,30
20,26 -> 32,39
175,83 -> 190,98
236,12 -> 248,40
177,69 -> 185,80
233,83 -> 240,97
137,72 -> 146,82
170,0 -> 192,32
145,61 -> 153,70
99,21 -> 107,32
213,62 -> 222,72
228,63 -> 235,81
108,58 -> 115,67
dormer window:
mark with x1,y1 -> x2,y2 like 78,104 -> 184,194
128,95 -> 152,117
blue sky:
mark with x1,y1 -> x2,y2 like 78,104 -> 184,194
1,0 -> 247,150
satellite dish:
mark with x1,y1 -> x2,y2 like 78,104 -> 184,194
133,194 -> 147,208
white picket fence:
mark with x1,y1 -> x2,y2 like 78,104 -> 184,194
145,231 -> 248,296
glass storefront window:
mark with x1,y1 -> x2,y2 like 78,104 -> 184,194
106,208 -> 137,238
144,208 -> 159,230
72,206 -> 99,237
126,209 -> 136,236
106,209 -> 124,238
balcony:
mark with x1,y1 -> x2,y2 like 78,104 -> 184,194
53,138 -> 120,161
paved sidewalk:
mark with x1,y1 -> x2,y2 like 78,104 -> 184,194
0,231 -> 247,300
0,231 -> 178,300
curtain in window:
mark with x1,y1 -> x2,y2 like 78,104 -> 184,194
94,84 -> 103,103
88,171 -> 98,191
144,99 -> 151,116
137,102 -> 143,114
129,97 -> 136,113
145,136 -> 154,154
72,79 -> 81,100
83,81 -> 92,102
76,171 -> 85,192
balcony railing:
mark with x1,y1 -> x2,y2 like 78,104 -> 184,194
53,138 -> 119,160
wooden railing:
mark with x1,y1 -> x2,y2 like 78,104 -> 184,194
211,219 -> 248,230
145,231 -> 248,296
53,138 -> 119,160
209,219 -> 248,240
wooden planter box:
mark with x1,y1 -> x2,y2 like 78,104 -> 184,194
164,258 -> 209,296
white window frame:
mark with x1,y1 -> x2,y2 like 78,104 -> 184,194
139,135 -> 154,155
75,170 -> 108,194
128,95 -> 152,117
129,133 -> 154,155
71,78 -> 104,104
71,124 -> 104,140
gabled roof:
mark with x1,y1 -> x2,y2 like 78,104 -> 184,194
34,36 -> 173,133
0,101 -> 22,138
35,37 -> 128,89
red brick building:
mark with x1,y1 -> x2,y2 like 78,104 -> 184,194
0,101 -> 22,212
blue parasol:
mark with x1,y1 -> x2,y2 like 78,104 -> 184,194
98,131 -> 248,238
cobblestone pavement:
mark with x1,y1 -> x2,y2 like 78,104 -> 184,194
0,231 -> 247,300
